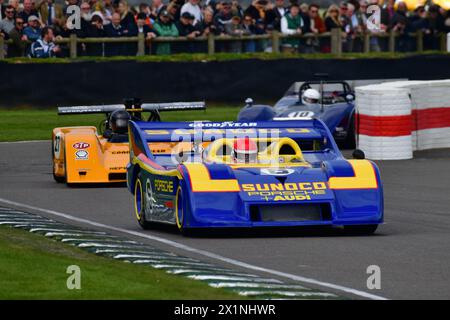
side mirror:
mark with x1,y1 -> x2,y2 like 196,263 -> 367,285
352,149 -> 365,159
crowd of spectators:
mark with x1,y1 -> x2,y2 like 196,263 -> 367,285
1,0 -> 449,57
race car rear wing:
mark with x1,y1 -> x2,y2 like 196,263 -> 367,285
57,101 -> 206,115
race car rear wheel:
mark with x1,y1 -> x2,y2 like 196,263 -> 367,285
134,173 -> 153,230
175,185 -> 191,236
52,138 -> 66,183
344,224 -> 378,235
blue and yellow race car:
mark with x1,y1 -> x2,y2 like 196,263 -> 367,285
127,119 -> 383,235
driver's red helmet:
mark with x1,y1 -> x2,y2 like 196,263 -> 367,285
233,137 -> 258,163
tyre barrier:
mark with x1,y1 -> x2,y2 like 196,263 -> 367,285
355,80 -> 450,160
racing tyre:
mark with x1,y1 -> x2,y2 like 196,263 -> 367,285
134,173 -> 154,230
344,224 -> 378,235
52,138 -> 66,183
175,185 -> 190,236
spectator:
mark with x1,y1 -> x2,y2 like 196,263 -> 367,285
325,4 -> 342,31
299,2 -> 308,15
150,0 -> 166,20
136,3 -> 152,27
79,1 -> 94,37
8,0 -> 18,11
280,3 -> 304,53
224,15 -> 249,53
36,0 -> 63,29
308,4 -> 325,34
265,0 -> 287,31
0,5 -> 15,34
153,9 -> 178,55
231,0 -> 244,19
198,7 -> 218,35
166,1 -> 180,22
181,0 -> 202,26
104,12 -> 126,56
85,14 -> 105,56
18,0 -> 38,26
136,12 -> 155,38
118,0 -> 137,34
29,26 -> 61,57
175,11 -> 200,53
214,0 -> 233,35
244,0 -> 267,22
23,15 -> 41,42
7,16 -> 27,57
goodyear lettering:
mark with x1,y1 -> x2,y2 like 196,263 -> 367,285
154,179 -> 174,193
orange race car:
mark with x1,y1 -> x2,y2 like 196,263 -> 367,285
52,99 -> 205,184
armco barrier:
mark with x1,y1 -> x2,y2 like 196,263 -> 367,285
356,80 -> 450,160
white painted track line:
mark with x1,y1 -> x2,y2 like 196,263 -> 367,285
0,197 -> 388,300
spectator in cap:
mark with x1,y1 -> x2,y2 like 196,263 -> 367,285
175,11 -> 200,53
181,0 -> 202,26
214,0 -> 233,35
23,15 -> 41,42
153,9 -> 179,55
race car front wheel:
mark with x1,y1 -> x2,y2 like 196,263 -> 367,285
134,173 -> 153,230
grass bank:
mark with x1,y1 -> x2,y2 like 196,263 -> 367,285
0,225 -> 241,299
0,107 -> 240,142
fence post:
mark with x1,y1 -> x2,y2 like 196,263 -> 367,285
0,36 -> 4,59
389,29 -> 396,53
363,32 -> 370,53
416,30 -> 423,52
207,33 -> 215,55
271,31 -> 280,53
69,33 -> 77,59
331,28 -> 341,56
137,32 -> 145,56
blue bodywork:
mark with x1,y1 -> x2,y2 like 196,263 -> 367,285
127,119 -> 383,232
238,81 -> 356,147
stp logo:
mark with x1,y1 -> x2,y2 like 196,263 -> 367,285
73,142 -> 90,149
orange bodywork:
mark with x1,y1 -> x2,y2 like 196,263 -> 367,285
52,127 -> 196,184
52,127 -> 130,183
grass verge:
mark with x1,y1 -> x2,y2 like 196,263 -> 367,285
2,51 -> 450,64
0,225 -> 242,299
0,107 -> 240,142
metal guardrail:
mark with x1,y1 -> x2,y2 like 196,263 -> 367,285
0,28 -> 447,59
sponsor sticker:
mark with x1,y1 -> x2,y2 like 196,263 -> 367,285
73,142 -> 90,149
75,150 -> 89,160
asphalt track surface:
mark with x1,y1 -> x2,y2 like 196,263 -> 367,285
1,141 -> 450,299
